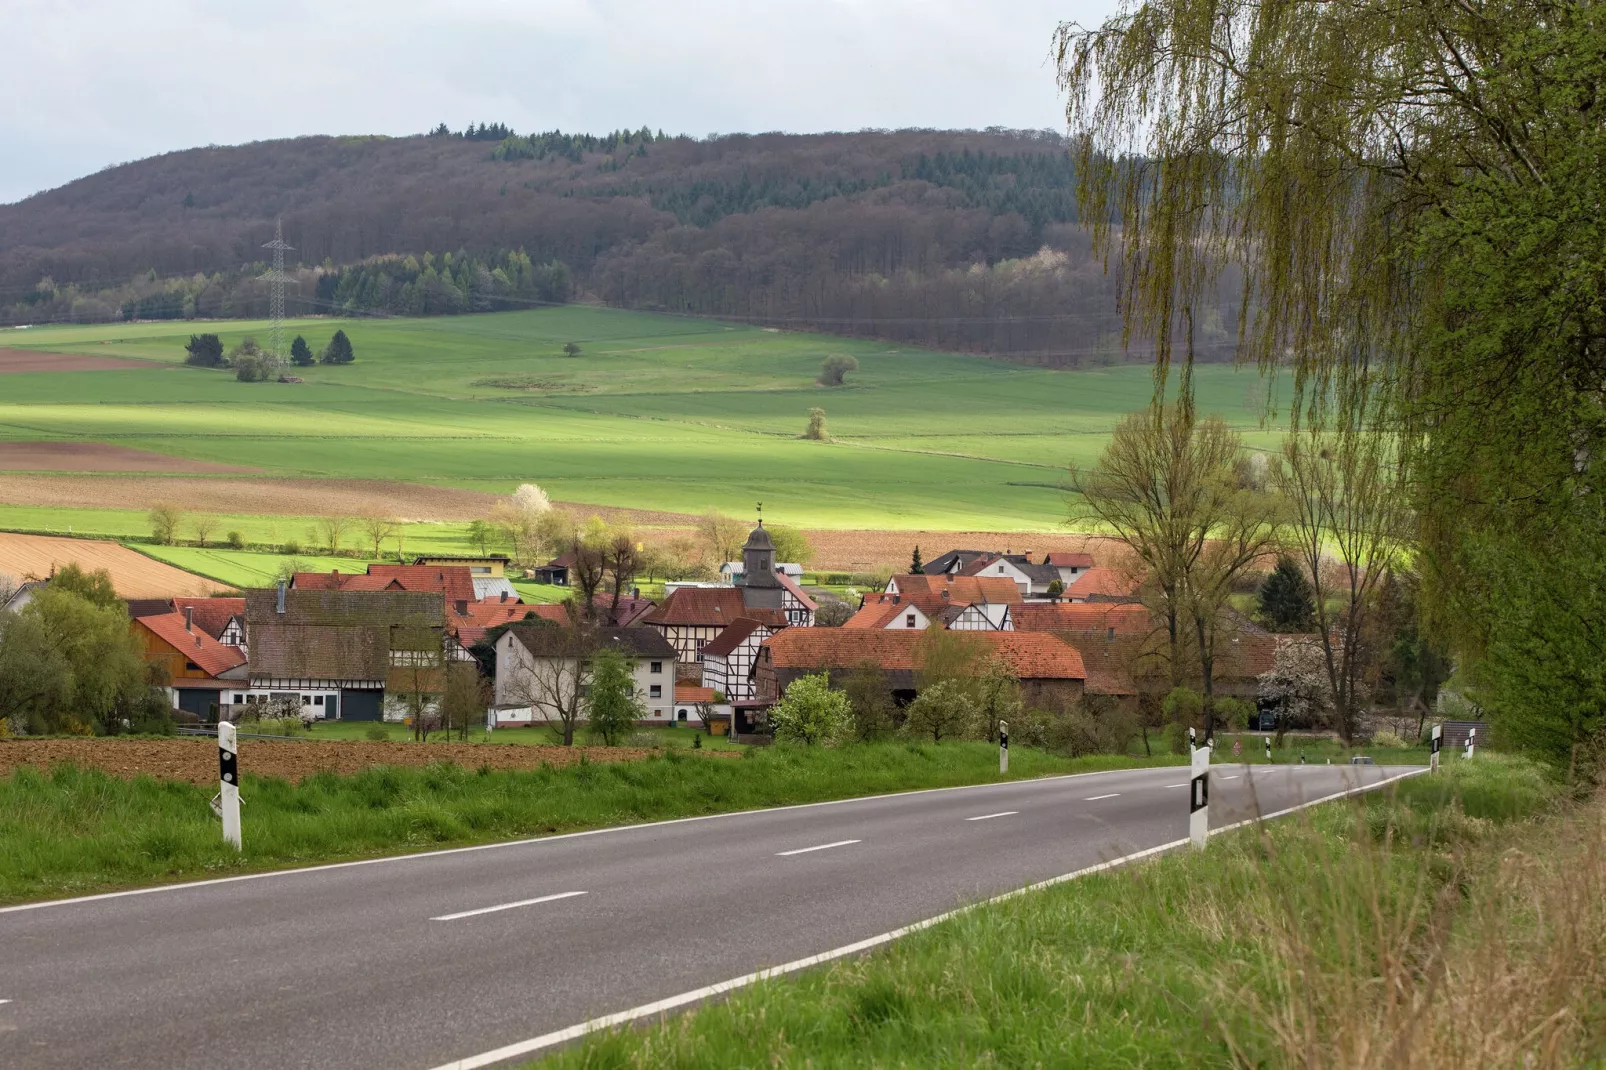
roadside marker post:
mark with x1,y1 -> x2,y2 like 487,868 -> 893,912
1430,723 -> 1442,773
1264,736 -> 1272,762
1189,742 -> 1210,850
217,721 -> 242,851
998,720 -> 1009,776
1465,726 -> 1476,760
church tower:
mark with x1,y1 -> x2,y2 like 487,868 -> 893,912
737,506 -> 783,610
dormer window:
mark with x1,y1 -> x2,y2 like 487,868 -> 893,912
906,614 -> 916,628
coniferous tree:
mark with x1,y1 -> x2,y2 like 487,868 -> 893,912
1258,555 -> 1316,633
910,545 -> 924,574
321,329 -> 355,365
289,335 -> 315,366
183,333 -> 224,367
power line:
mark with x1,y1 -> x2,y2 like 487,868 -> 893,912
260,218 -> 295,359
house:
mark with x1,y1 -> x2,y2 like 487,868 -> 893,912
1,579 -> 46,615
753,629 -> 1089,712
412,555 -> 518,600
244,585 -> 446,721
594,591 -> 658,627
1010,601 -> 1153,640
850,574 -> 1021,630
1063,566 -> 1141,603
918,549 -> 1063,597
699,616 -> 775,701
171,596 -> 248,651
1044,552 -> 1096,587
131,607 -> 249,720
491,624 -> 677,725
642,521 -> 805,670
454,598 -> 569,647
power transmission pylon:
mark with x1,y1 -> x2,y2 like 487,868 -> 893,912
260,218 -> 295,360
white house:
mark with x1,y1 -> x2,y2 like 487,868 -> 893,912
699,616 -> 775,700
492,625 -> 678,725
1044,552 -> 1095,588
719,561 -> 805,582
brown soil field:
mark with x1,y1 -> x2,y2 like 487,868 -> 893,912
0,533 -> 224,596
0,442 -> 259,474
0,347 -> 155,374
0,475 -> 503,520
0,738 -> 730,784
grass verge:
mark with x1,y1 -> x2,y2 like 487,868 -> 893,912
0,742 -> 1175,905
535,755 -> 1602,1069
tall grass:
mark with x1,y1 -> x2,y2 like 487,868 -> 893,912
538,756 -> 1596,1069
0,742 -> 1164,904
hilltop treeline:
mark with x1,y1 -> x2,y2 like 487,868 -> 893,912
0,127 -> 1234,365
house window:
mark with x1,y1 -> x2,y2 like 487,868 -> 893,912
650,661 -> 662,674
314,695 -> 324,706
650,684 -> 662,698
186,661 -> 202,672
301,695 -> 311,704
997,565 -> 1006,573
1107,627 -> 1116,640
906,614 -> 916,628
233,694 -> 244,704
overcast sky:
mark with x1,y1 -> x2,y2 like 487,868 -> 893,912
2,0 -> 1113,205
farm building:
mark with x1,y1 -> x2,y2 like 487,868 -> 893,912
491,624 -> 677,726
130,606 -> 249,720
244,585 -> 447,722
411,554 -> 518,600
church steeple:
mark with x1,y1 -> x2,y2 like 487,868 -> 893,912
739,502 -> 781,594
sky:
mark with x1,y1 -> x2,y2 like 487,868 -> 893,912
2,0 -> 1113,205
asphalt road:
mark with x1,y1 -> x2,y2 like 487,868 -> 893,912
0,761 -> 1418,1069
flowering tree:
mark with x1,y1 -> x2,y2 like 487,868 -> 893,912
1257,640 -> 1333,742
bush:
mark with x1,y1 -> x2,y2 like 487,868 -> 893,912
818,354 -> 859,386
225,530 -> 245,550
1370,729 -> 1409,748
770,673 -> 854,746
280,540 -> 302,555
364,724 -> 389,741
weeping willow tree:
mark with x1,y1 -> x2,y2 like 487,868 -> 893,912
1056,0 -> 1606,770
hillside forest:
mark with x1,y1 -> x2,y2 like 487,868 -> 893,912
0,127 -> 1239,366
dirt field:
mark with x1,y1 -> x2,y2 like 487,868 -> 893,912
0,738 -> 728,784
0,347 -> 155,374
0,442 -> 258,474
0,533 -> 224,596
800,530 -> 1126,572
0,475 -> 504,520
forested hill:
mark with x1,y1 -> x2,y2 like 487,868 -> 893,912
0,127 -> 1237,365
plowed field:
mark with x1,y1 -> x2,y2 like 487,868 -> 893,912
801,530 -> 1127,572
0,738 -> 728,784
0,442 -> 257,473
0,533 -> 222,596
0,347 -> 154,374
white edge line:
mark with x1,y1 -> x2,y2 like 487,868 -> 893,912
964,811 -> 1019,822
776,839 -> 860,857
1084,793 -> 1121,801
1164,783 -> 1188,788
0,763 -> 1198,915
424,767 -> 1424,1070
431,890 -> 587,922
0,999 -> 10,1006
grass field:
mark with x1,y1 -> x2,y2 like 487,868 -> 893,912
0,308 -> 1286,534
538,756 -> 1594,1068
0,741 -> 1178,904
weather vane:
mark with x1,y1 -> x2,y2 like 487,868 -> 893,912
756,501 -> 763,527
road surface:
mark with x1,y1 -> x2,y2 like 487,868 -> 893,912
0,761 -> 1418,1069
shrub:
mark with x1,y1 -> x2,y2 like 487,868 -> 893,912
1370,729 -> 1409,748
818,354 -> 859,386
225,530 -> 245,550
280,540 -> 302,556
770,673 -> 854,745
803,407 -> 829,441
364,724 -> 389,741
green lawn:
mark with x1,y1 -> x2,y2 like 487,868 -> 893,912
301,721 -> 743,750
0,742 -> 1174,904
535,755 -> 1575,1068
1,308 -> 1287,532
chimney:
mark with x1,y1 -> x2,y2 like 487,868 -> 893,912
184,605 -> 194,632
893,594 -> 901,605
331,569 -> 340,585
632,586 -> 640,599
276,581 -> 287,615
195,634 -> 203,649
941,589 -> 949,601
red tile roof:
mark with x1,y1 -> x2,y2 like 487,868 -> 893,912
1045,552 -> 1096,568
292,565 -> 476,605
1065,567 -> 1141,601
843,601 -> 911,629
764,629 -> 1085,679
170,597 -> 245,640
675,685 -> 717,704
1010,602 -> 1153,636
889,574 -> 1021,604
134,612 -> 247,678
775,572 -> 818,611
702,617 -> 770,658
593,593 -> 657,627
455,602 -> 567,645
645,584 -> 783,626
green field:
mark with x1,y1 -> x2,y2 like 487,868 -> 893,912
1,308 -> 1286,533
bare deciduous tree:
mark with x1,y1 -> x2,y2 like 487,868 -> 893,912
192,515 -> 217,548
697,510 -> 747,567
500,626 -> 599,746
359,514 -> 401,559
1273,431 -> 1409,742
312,515 -> 352,555
149,502 -> 183,546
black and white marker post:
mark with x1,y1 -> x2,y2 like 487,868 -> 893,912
1264,736 -> 1272,762
217,720 -> 241,850
1430,723 -> 1442,773
1464,725 -> 1476,760
998,720 -> 1009,776
1189,735 -> 1210,850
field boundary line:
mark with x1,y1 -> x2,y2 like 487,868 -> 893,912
0,762 -> 1186,915
424,767 -> 1425,1070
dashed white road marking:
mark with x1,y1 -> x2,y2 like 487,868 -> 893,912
431,890 -> 587,922
1221,775 -> 1241,780
777,839 -> 861,857
1084,793 -> 1122,801
1164,783 -> 1188,788
965,811 -> 1019,822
